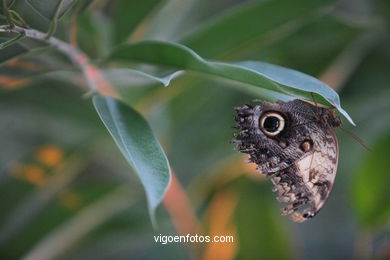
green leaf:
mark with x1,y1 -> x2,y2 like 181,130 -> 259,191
103,68 -> 182,87
26,0 -> 75,21
92,96 -> 170,225
180,0 -> 334,58
113,0 -> 163,44
108,41 -> 355,125
352,134 -> 390,229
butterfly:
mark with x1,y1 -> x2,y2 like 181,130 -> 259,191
233,99 -> 342,222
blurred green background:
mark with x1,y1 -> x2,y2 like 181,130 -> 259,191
0,0 -> 389,259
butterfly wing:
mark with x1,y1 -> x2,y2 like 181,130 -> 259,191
234,99 -> 341,222
272,128 -> 339,222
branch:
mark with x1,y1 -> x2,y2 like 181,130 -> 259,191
163,171 -> 202,259
1,0 -> 14,27
0,25 -> 116,97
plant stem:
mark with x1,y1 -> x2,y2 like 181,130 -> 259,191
1,0 -> 13,27
163,171 -> 202,259
9,10 -> 28,27
0,25 -> 116,97
45,0 -> 65,39
0,32 -> 24,49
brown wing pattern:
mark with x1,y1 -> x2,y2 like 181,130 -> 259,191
271,129 -> 339,222
233,99 -> 341,222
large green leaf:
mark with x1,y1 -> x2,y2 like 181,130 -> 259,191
113,0 -> 164,44
108,41 -> 355,125
92,96 -> 170,225
26,0 -> 75,21
180,0 -> 334,58
352,134 -> 390,229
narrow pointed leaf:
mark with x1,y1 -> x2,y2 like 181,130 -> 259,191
109,41 -> 355,125
92,96 -> 170,224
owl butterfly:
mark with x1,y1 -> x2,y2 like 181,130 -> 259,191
233,99 -> 342,222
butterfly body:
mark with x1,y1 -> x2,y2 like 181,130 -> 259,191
233,99 -> 341,222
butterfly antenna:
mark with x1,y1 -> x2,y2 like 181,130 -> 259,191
339,127 -> 372,152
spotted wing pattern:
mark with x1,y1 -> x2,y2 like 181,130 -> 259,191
272,130 -> 338,222
233,99 -> 341,222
